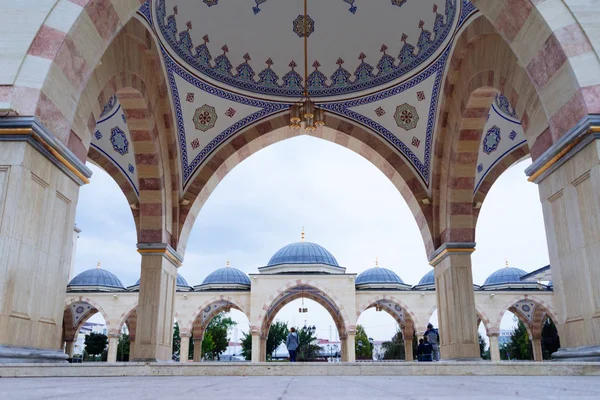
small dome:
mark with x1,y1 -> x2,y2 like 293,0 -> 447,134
267,242 -> 339,267
418,270 -> 435,286
202,267 -> 251,286
68,268 -> 125,289
135,274 -> 190,288
356,267 -> 404,285
483,267 -> 527,286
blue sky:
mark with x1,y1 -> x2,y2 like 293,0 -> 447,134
76,135 -> 548,340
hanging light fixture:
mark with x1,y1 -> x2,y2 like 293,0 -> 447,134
289,0 -> 325,131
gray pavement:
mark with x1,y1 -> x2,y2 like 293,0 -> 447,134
1,376 -> 599,399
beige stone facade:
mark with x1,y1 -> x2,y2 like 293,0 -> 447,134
1,0 -> 600,364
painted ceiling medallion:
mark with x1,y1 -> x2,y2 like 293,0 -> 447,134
343,0 -> 358,14
110,127 -> 129,155
203,0 -> 218,6
293,15 -> 315,38
154,0 -> 458,98
483,125 -> 501,155
192,104 -> 218,131
394,103 -> 419,130
253,0 -> 267,14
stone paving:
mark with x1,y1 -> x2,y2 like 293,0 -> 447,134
2,376 -> 600,399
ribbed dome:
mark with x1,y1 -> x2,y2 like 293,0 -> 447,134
483,267 -> 527,286
202,267 -> 251,286
267,242 -> 339,267
356,267 -> 404,285
135,274 -> 190,287
418,270 -> 435,286
68,268 -> 125,289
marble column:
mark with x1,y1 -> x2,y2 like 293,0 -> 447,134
251,333 -> 261,363
65,341 -> 75,358
404,339 -> 414,362
346,333 -> 356,362
129,338 -> 136,361
532,338 -> 543,362
260,336 -> 267,362
489,334 -> 500,362
340,338 -> 348,362
528,125 -> 600,361
193,338 -> 202,362
0,120 -> 91,363
132,244 -> 181,362
429,244 -> 480,360
107,335 -> 119,363
180,335 -> 190,362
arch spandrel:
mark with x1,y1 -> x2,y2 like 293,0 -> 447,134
183,296 -> 251,337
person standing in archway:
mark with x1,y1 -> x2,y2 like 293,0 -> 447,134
286,327 -> 299,362
424,323 -> 440,361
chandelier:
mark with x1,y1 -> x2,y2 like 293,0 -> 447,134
288,0 -> 325,131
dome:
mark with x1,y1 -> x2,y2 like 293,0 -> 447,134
267,242 -> 339,267
201,267 -> 251,286
483,267 -> 527,286
68,268 -> 125,290
135,274 -> 190,288
356,267 -> 405,286
418,270 -> 435,286
154,1 -> 459,99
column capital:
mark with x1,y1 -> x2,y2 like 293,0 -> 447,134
180,333 -> 192,339
0,116 -> 92,185
526,114 -> 600,184
107,334 -> 120,339
137,243 -> 183,267
429,242 -> 476,266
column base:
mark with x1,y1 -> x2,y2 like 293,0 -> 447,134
553,346 -> 600,361
0,345 -> 68,363
131,358 -> 174,363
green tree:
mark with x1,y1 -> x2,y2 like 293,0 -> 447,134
479,333 -> 490,359
241,331 -> 252,361
296,326 -> 320,361
266,321 -> 289,360
541,318 -> 560,360
172,322 -> 181,358
117,333 -> 130,361
202,313 -> 236,360
503,320 -> 533,360
381,330 -> 405,360
84,332 -> 108,360
355,325 -> 373,360
240,320 -> 290,361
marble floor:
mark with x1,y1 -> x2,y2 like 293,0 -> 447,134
2,376 -> 600,399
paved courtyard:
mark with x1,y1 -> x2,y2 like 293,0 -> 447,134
2,376 -> 600,399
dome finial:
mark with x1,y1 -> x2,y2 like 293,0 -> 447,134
505,258 -> 509,268
97,260 -> 101,269
301,226 -> 305,242
226,257 -> 231,268
375,257 -> 379,268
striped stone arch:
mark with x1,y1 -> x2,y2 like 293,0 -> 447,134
256,280 -> 350,337
356,295 -> 421,334
7,0 -> 598,175
475,304 -> 494,335
434,15 -> 542,245
493,294 -> 558,339
183,296 -> 251,337
63,296 -> 113,339
178,115 -> 434,255
116,301 -> 139,334
73,17 -> 179,245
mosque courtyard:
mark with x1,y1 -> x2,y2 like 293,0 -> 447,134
2,375 -> 600,400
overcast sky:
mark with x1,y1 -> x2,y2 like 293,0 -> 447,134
77,135 -> 548,341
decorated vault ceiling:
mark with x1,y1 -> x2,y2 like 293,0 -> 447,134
474,93 -> 527,194
130,1 -> 479,190
91,96 -> 140,197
